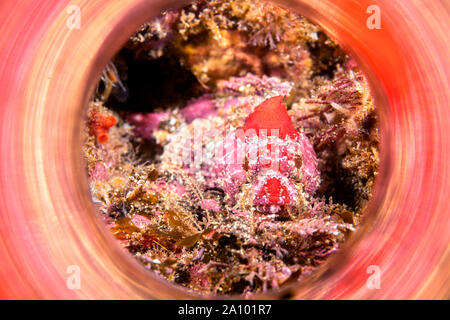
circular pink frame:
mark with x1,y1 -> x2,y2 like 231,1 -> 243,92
0,0 -> 448,299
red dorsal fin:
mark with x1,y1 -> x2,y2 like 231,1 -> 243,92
243,96 -> 298,139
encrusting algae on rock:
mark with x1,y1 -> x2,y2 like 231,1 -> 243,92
83,0 -> 379,296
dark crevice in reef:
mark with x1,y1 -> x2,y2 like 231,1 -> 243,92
104,51 -> 204,114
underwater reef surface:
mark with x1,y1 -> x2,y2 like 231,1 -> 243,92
84,0 -> 378,296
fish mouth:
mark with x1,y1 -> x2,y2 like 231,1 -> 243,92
252,173 -> 299,211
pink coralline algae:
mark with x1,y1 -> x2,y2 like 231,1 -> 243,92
180,95 -> 217,124
127,112 -> 170,141
200,199 -> 221,212
217,73 -> 293,97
